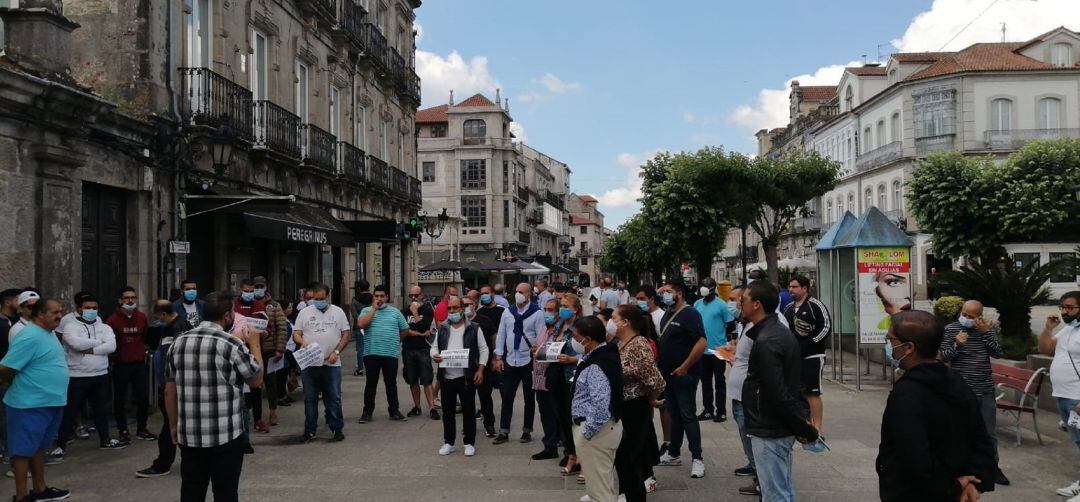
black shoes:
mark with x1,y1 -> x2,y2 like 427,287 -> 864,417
738,482 -> 761,496
135,466 -> 171,478
734,465 -> 756,477
493,433 -> 509,445
484,425 -> 496,438
389,410 -> 407,421
331,430 -> 345,442
714,413 -> 727,423
430,409 -> 441,420
243,443 -> 255,454
995,468 -> 1010,485
276,398 -> 292,407
135,430 -> 157,441
531,450 -> 559,460
697,411 -> 715,421
358,413 -> 373,424
300,432 -> 317,443
407,407 -> 422,417
29,487 -> 70,501
519,432 -> 532,443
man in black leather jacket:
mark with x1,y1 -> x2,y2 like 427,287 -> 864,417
741,281 -> 819,501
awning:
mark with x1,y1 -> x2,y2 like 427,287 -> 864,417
243,205 -> 355,247
342,220 -> 399,242
519,262 -> 551,276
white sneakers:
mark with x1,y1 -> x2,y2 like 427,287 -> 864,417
439,443 -> 476,456
658,452 -> 682,466
690,459 -> 706,478
643,476 -> 657,493
1061,480 -> 1080,497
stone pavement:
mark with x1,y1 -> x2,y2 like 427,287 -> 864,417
30,352 -> 1078,501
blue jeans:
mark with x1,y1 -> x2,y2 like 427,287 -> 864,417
664,373 -> 702,460
732,400 -> 755,469
975,393 -> 998,463
751,435 -> 796,502
1058,398 -> 1080,482
302,366 -> 344,435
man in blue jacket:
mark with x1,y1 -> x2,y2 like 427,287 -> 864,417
171,279 -> 205,327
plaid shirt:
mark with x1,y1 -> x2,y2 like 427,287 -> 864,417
166,321 -> 261,447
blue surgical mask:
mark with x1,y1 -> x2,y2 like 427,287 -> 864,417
885,341 -> 910,368
80,309 -> 98,322
958,316 -> 974,329
481,294 -> 492,305
559,307 -> 573,320
637,300 -> 649,312
1070,319 -> 1080,329
448,312 -> 463,324
662,292 -> 675,306
241,292 -> 255,302
544,312 -> 556,325
122,303 -> 137,313
312,299 -> 328,310
254,288 -> 266,299
183,290 -> 198,302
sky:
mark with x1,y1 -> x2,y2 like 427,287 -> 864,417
414,0 -> 1080,228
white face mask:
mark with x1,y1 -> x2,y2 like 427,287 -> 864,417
571,337 -> 586,354
606,319 -> 618,336
515,292 -> 528,306
465,306 -> 475,319
700,286 -> 711,297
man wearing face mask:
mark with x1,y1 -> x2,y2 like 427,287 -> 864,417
938,300 -> 1007,486
473,286 -> 505,437
694,277 -> 735,423
357,285 -> 414,424
171,279 -> 205,327
106,286 -> 154,443
232,279 -> 268,318
293,284 -> 352,442
55,295 -> 125,453
431,296 -> 489,456
656,279 -> 708,479
877,310 -> 995,502
491,282 -> 544,445
1039,291 -> 1080,501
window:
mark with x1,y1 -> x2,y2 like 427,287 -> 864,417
329,87 -> 341,137
186,0 -> 211,67
848,193 -> 855,212
1012,252 -> 1040,269
355,105 -> 366,150
461,196 -> 486,227
837,196 -> 844,214
844,86 -> 853,111
463,119 -> 486,145
294,61 -> 308,123
878,184 -> 887,208
571,236 -> 575,245
913,88 -> 957,139
431,124 -> 447,137
890,113 -> 900,143
1051,43 -> 1073,67
580,225 -> 587,235
876,120 -> 886,148
892,180 -> 903,211
863,127 -> 872,152
990,98 -> 1011,131
580,257 -> 588,266
502,161 -> 509,192
250,30 -> 267,100
580,241 -> 589,251
1050,252 -> 1078,282
460,159 -> 486,190
826,199 -> 833,223
1039,97 -> 1062,129
864,188 -> 873,209
503,200 -> 510,228
421,162 -> 435,182
380,121 -> 389,159
846,137 -> 852,159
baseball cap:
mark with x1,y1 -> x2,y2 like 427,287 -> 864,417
253,276 -> 268,287
17,291 -> 40,306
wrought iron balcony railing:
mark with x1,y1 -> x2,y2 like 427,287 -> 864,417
408,176 -> 421,203
337,141 -> 366,182
179,67 -> 253,140
390,166 -> 408,197
367,155 -> 389,190
387,47 -> 405,84
338,0 -> 366,47
404,69 -> 421,105
984,128 -> 1080,150
298,0 -> 336,24
301,124 -> 337,172
362,23 -> 388,72
252,100 -> 301,159
855,141 -> 903,172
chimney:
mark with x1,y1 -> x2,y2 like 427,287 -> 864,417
0,0 -> 80,77
448,90 -> 454,106
505,98 -> 510,113
495,88 -> 501,107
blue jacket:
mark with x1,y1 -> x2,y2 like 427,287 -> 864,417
170,299 -> 206,326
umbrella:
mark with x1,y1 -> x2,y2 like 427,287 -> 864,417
519,261 -> 551,276
473,260 -> 525,273
420,260 -> 470,272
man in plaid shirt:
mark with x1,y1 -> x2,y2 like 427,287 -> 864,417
165,292 -> 263,502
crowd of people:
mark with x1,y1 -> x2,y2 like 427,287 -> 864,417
0,274 -> 1078,502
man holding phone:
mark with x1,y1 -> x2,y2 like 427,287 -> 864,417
938,300 -> 1007,486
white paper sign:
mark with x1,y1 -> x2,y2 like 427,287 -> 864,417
1069,410 -> 1080,430
438,349 -> 470,369
245,318 -> 269,332
265,355 -> 285,374
536,341 -> 566,362
293,342 -> 324,370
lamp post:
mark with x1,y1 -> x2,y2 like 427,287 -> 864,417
421,208 -> 449,261
210,124 -> 236,172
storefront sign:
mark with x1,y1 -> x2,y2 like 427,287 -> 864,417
857,247 -> 911,344
286,225 -> 328,244
168,240 -> 190,254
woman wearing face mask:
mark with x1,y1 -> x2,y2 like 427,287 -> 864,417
540,295 -> 584,475
612,305 -> 666,502
571,316 -> 624,502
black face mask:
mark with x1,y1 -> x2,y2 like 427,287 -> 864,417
1064,313 -> 1079,325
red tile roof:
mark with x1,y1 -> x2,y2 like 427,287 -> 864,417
798,86 -> 837,101
577,195 -> 598,204
456,93 -> 497,107
893,52 -> 948,63
416,104 -> 449,124
903,42 -> 1070,82
571,215 -> 599,226
846,66 -> 887,76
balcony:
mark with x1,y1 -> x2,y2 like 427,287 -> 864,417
336,0 -> 366,50
855,141 -> 903,172
526,208 -> 543,223
792,216 -> 820,232
301,124 -> 337,172
337,141 -> 366,182
408,176 -> 422,204
545,190 -> 564,209
367,155 -> 388,191
915,134 -> 955,156
390,166 -> 408,197
576,248 -> 591,257
362,23 -> 388,72
178,67 -> 253,140
403,69 -> 421,105
387,47 -> 405,85
418,136 -> 516,149
252,100 -> 301,159
516,186 -> 529,201
984,128 -> 1080,151
519,230 -> 531,244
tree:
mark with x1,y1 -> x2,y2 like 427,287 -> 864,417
738,151 -> 841,284
993,138 -> 1080,241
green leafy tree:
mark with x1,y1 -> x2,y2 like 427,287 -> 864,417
993,138 -> 1080,241
907,152 -> 1003,261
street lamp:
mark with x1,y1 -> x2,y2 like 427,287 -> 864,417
210,124 -> 235,172
422,208 -> 449,240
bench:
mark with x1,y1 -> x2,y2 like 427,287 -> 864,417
992,363 -> 1048,446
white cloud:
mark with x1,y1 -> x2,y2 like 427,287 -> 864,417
509,122 -> 528,143
598,148 -> 665,209
892,0 -> 1080,52
682,111 -> 724,126
413,22 -> 424,45
516,92 -> 547,103
415,50 -> 500,107
537,73 -> 583,94
727,62 -> 858,133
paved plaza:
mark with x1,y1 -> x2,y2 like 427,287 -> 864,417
35,352 -> 1075,501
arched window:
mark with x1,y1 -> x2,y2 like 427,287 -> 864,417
1039,97 -> 1062,129
848,192 -> 855,213
845,86 -> 854,111
892,180 -> 903,211
463,119 -> 487,145
837,196 -> 844,215
990,98 -> 1012,131
826,199 -> 834,223
1051,43 -> 1073,67
876,120 -> 886,148
878,184 -> 887,208
890,113 -> 901,143
864,188 -> 873,209
863,127 -> 873,152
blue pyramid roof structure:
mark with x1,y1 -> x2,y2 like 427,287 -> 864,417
815,211 -> 857,250
832,206 -> 914,249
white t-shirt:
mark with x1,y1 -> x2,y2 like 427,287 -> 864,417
444,325 -> 467,380
8,318 -> 29,342
182,302 -> 200,326
650,309 -> 664,336
1051,324 -> 1080,399
293,304 -> 351,367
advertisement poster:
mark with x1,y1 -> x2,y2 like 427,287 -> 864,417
857,247 -> 911,344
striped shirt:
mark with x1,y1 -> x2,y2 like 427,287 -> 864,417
360,306 -> 409,358
939,321 -> 1004,396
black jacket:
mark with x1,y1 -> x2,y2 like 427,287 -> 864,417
435,321 -> 483,382
742,314 -> 818,440
877,362 -> 995,501
572,341 -> 624,423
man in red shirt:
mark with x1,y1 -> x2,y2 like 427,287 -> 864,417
105,286 -> 154,443
232,279 -> 267,318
